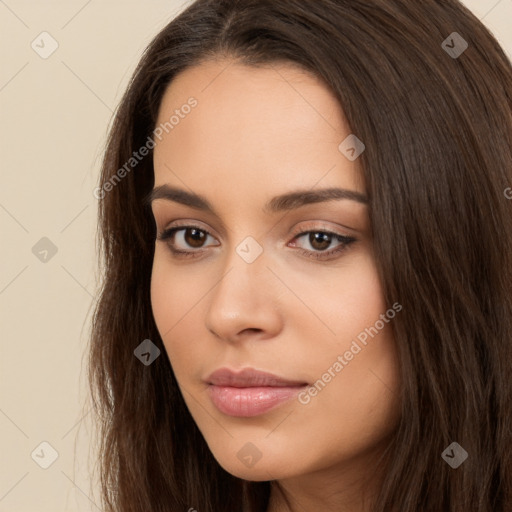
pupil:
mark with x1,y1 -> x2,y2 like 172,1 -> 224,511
186,228 -> 206,248
310,232 -> 331,251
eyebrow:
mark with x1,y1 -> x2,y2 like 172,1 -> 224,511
143,184 -> 368,215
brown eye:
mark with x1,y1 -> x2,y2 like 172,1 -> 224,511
290,228 -> 356,261
183,228 -> 207,248
308,232 -> 333,251
156,225 -> 219,258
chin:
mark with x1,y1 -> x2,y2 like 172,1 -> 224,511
207,439 -> 300,481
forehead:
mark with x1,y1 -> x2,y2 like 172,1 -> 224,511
152,59 -> 365,202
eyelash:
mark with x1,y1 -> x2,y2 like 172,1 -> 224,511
156,223 -> 357,261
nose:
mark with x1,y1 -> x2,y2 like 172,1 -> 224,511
204,244 -> 283,343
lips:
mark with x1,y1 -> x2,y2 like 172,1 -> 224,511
205,368 -> 308,417
206,368 -> 307,388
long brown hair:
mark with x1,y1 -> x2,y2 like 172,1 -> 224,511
88,1 -> 512,510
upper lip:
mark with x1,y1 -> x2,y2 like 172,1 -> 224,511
206,368 -> 308,388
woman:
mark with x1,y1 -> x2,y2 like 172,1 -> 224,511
88,1 -> 512,511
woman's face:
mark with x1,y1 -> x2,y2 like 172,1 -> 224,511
150,59 -> 401,486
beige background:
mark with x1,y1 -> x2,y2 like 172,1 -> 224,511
0,1 -> 511,510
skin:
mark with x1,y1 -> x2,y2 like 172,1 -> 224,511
150,59 -> 401,512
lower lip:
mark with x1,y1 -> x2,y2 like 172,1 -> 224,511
207,385 -> 306,417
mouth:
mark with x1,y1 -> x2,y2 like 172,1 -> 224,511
205,367 -> 309,417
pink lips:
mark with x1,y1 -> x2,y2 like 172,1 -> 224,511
205,368 -> 308,417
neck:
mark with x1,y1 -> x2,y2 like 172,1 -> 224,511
265,443 -> 390,512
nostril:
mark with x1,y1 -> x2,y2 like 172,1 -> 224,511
241,328 -> 262,335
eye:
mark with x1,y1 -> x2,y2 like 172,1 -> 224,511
289,229 -> 356,260
156,224 -> 218,259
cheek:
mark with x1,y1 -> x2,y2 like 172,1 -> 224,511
296,253 -> 400,441
308,251 -> 388,342
149,252 -> 209,373
150,257 -> 174,335
150,256 -> 183,359
150,249 -> 201,332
